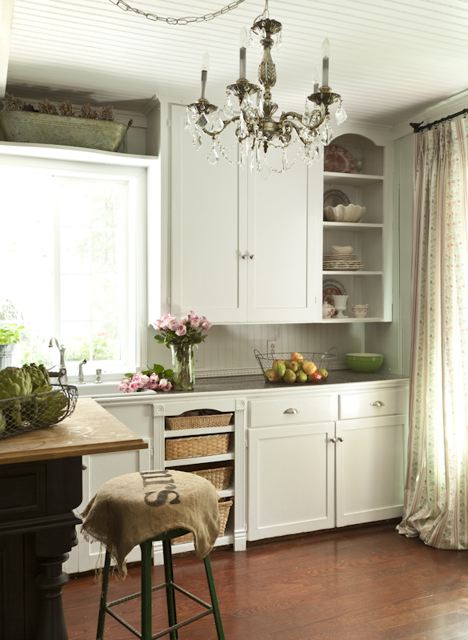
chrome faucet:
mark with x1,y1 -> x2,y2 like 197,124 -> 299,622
48,337 -> 68,383
78,359 -> 87,383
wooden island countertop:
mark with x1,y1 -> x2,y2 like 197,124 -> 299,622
0,397 -> 147,465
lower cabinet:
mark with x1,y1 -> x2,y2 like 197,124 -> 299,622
248,421 -> 335,541
247,381 -> 408,541
335,414 -> 406,527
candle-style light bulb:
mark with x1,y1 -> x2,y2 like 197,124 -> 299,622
322,38 -> 330,87
201,52 -> 210,99
312,64 -> 319,94
239,28 -> 248,79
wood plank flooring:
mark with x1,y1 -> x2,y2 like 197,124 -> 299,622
63,523 -> 468,639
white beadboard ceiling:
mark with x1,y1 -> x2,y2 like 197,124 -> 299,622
5,0 -> 468,126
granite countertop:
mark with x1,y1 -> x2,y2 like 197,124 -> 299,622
181,371 -> 408,394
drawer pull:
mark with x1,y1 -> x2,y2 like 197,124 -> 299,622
283,408 -> 299,415
328,437 -> 337,443
371,400 -> 385,407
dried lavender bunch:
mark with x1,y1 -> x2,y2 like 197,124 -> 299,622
80,104 -> 98,119
98,106 -> 114,121
58,101 -> 74,117
38,100 -> 58,115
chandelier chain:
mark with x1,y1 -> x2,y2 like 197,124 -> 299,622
108,0 -> 247,25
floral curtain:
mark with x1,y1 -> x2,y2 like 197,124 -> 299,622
398,117 -> 468,549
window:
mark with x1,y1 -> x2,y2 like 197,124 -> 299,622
0,151 -> 152,377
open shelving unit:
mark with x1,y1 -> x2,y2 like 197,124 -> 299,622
322,133 -> 390,323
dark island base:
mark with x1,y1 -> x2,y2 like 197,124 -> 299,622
0,456 -> 82,640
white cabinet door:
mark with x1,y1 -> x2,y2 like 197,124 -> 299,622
78,444 -> 151,572
170,104 -> 247,323
248,421 -> 335,541
247,161 -> 323,322
72,401 -> 154,573
335,414 -> 405,527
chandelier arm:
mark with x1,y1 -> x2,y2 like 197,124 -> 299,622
198,115 -> 241,138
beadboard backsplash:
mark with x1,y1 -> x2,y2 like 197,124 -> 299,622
147,323 -> 365,377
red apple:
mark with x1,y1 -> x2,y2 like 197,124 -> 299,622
309,371 -> 323,384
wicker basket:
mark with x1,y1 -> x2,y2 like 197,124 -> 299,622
192,466 -> 233,491
166,412 -> 233,430
165,433 -> 230,460
174,498 -> 234,545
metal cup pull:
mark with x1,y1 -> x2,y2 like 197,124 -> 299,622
371,400 -> 385,407
283,408 -> 299,415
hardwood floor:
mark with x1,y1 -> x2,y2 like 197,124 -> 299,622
63,523 -> 468,639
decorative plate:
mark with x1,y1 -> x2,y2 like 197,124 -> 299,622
323,189 -> 350,208
323,279 -> 347,304
324,144 -> 357,173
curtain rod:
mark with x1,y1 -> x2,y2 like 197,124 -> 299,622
410,107 -> 468,133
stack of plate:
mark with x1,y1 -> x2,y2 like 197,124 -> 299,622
323,246 -> 363,270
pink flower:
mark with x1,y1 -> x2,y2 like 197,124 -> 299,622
175,323 -> 187,336
189,315 -> 201,328
159,378 -> 172,391
201,319 -> 212,330
129,381 -> 140,392
168,318 -> 180,331
118,380 -> 130,392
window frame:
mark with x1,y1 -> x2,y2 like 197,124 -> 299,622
0,143 -> 160,380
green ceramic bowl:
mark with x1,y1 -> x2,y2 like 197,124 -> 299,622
345,352 -> 384,373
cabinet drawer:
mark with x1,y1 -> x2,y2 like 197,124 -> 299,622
249,394 -> 337,428
339,386 -> 407,420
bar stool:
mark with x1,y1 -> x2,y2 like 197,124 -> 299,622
81,469 -> 225,640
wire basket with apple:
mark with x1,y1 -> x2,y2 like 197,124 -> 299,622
254,348 -> 337,385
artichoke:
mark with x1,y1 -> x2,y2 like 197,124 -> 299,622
0,367 -> 33,398
0,409 -> 6,433
22,363 -> 52,393
34,390 -> 68,426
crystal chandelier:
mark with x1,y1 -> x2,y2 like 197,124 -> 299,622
186,0 -> 347,171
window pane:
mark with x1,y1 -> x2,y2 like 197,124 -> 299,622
0,160 -> 144,375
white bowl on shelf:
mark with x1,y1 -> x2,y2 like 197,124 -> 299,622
324,204 -> 366,223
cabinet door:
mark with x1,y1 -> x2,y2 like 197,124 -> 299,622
248,422 -> 334,541
335,414 -> 405,527
74,402 -> 154,573
77,443 -> 151,572
247,160 -> 323,322
170,104 -> 247,323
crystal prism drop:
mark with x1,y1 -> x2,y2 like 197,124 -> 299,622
197,113 -> 208,128
320,123 -> 334,145
192,129 -> 202,149
224,91 -> 235,118
208,140 -> 220,165
335,102 -> 348,125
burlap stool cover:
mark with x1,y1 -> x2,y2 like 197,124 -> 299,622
81,469 -> 220,575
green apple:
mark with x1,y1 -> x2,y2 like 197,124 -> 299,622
285,360 -> 300,372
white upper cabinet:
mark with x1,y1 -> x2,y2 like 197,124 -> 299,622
170,104 -> 246,323
170,104 -> 322,324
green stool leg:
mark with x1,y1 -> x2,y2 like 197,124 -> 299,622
162,538 -> 178,640
96,551 -> 111,640
140,541 -> 153,640
203,555 -> 225,640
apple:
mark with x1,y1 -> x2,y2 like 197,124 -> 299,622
283,369 -> 297,384
302,360 -> 317,376
296,370 -> 308,383
290,351 -> 304,362
318,367 -> 329,379
309,371 -> 323,384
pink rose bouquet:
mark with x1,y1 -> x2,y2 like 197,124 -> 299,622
118,364 -> 173,394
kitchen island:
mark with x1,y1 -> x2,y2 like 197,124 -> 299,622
0,397 -> 147,640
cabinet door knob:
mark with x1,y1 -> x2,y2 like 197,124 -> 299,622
337,436 -> 343,442
328,437 -> 337,443
240,252 -> 248,260
283,408 -> 298,415
249,253 -> 255,260
371,400 -> 385,407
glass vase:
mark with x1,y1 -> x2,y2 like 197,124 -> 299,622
170,343 -> 196,391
